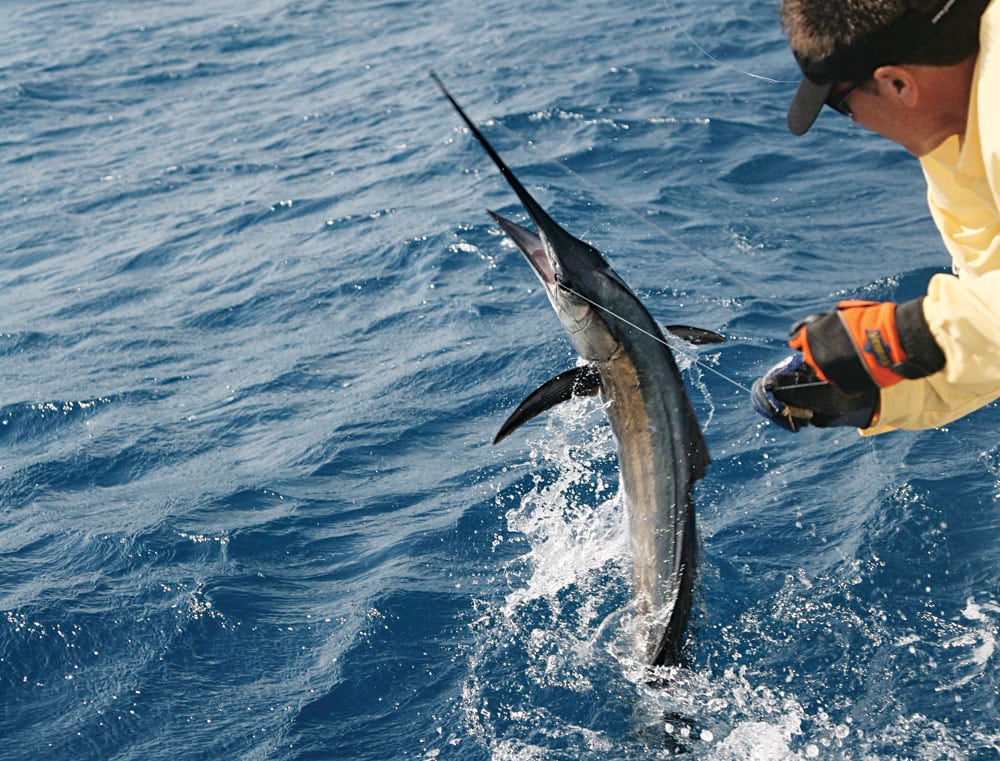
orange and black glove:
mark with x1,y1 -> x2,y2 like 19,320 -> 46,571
752,298 -> 945,431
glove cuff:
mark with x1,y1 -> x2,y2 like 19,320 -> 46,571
894,297 -> 946,379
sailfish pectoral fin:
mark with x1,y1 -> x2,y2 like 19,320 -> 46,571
663,325 -> 726,345
493,365 -> 602,444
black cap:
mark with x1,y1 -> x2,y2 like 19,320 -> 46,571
787,75 -> 833,136
787,0 -> 960,135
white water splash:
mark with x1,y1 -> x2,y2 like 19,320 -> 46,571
935,596 -> 1000,691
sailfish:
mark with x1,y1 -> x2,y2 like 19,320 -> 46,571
435,74 -> 722,665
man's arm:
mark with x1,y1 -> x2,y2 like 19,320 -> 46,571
863,269 -> 1000,433
754,270 -> 1000,433
753,296 -> 944,433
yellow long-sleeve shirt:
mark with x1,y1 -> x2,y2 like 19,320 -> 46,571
863,0 -> 1000,434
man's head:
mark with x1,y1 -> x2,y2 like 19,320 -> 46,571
782,0 -> 987,138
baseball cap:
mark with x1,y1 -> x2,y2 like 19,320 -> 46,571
787,0 -> 961,135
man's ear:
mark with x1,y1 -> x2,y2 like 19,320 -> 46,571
872,65 -> 919,107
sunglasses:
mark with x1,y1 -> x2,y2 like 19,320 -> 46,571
825,79 -> 868,117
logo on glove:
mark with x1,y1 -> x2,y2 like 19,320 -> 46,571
863,329 -> 893,369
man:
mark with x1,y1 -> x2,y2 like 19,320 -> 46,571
752,0 -> 1000,435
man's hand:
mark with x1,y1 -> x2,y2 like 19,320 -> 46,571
752,297 -> 945,431
751,353 -> 877,431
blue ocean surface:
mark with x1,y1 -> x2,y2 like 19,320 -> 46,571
1,1 -> 998,758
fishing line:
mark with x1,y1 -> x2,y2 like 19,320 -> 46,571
486,119 -> 747,291
478,0 -> 797,290
557,281 -> 754,395
661,0 -> 794,84
479,0 -> 798,289
775,381 -> 830,391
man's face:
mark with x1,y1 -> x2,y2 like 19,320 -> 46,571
837,65 -> 970,157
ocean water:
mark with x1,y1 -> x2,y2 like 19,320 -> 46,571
1,1 -> 998,759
